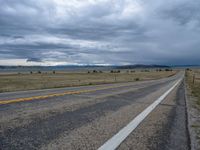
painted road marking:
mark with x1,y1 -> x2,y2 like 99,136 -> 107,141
0,83 -> 140,105
0,89 -> 94,105
98,78 -> 182,150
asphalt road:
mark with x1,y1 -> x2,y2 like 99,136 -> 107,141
0,72 -> 190,150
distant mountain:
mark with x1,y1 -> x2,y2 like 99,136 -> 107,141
2,64 -> 199,71
115,64 -> 170,69
0,65 -> 115,72
172,65 -> 200,68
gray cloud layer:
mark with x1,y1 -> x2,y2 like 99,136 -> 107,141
0,0 -> 200,65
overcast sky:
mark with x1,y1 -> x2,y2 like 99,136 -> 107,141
0,0 -> 200,66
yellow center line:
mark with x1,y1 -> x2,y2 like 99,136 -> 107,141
0,84 -> 131,105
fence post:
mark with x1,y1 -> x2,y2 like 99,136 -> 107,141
193,74 -> 195,84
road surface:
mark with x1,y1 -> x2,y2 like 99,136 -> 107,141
0,72 -> 190,150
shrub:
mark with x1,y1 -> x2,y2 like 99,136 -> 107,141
165,68 -> 172,71
135,78 -> 140,81
186,68 -> 192,71
110,70 -> 120,73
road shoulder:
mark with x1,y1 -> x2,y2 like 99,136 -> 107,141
185,80 -> 200,150
118,80 -> 189,150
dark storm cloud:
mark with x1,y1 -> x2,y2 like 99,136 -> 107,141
161,1 -> 200,25
27,58 -> 42,62
0,0 -> 200,65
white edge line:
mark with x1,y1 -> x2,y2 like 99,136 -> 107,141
98,78 -> 183,150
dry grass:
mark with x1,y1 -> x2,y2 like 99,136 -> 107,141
0,70 -> 177,93
186,69 -> 200,107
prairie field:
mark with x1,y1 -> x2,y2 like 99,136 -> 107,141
186,69 -> 200,106
0,70 -> 177,93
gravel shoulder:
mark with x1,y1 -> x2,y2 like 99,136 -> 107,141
185,80 -> 200,150
118,81 -> 190,150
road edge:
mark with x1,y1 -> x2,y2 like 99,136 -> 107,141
184,78 -> 192,150
184,78 -> 200,150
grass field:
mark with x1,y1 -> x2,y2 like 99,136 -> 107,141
186,69 -> 200,107
0,70 -> 177,93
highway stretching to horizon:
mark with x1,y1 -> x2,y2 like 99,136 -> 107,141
0,71 -> 190,150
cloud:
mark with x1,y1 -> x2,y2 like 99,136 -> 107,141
0,0 -> 200,65
26,58 -> 43,62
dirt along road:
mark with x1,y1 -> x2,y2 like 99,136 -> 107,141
0,72 -> 190,150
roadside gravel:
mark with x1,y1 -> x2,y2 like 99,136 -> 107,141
186,81 -> 200,150
118,81 -> 189,150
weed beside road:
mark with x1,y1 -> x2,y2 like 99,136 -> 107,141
186,70 -> 200,107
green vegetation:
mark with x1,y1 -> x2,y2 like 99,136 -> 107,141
0,70 -> 177,93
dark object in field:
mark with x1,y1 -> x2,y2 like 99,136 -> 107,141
165,68 -> 173,71
156,69 -> 162,72
186,68 -> 192,71
110,70 -> 121,73
135,78 -> 140,81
